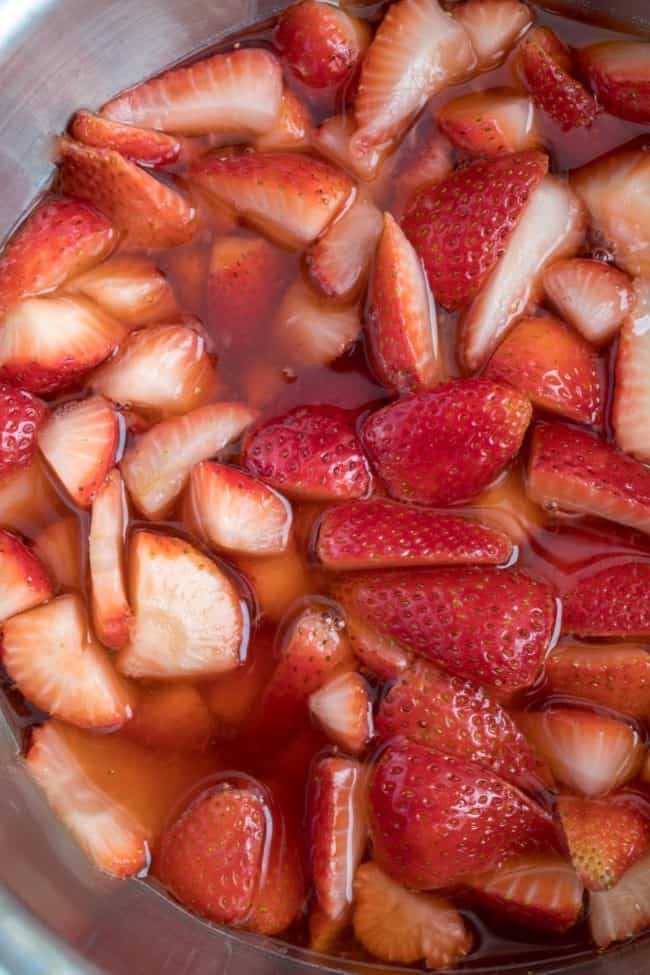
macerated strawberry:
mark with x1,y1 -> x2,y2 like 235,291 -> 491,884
546,643 -> 650,719
274,277 -> 361,369
0,529 -> 52,621
313,114 -> 387,181
276,1 -> 369,90
0,384 -> 46,482
614,279 -> 650,462
577,41 -> 650,124
543,257 -> 633,347
590,850 -> 650,947
346,613 -> 414,681
306,197 -> 383,302
0,458 -> 63,537
89,469 -> 131,651
438,89 -> 540,157
562,562 -> 650,638
125,683 -> 215,752
67,256 -> 177,326
361,378 -> 531,505
309,672 -> 373,755
255,87 -> 312,152
33,516 -> 82,590
388,130 -> 453,217
452,0 -> 533,70
3,593 -> 133,728
70,110 -> 182,168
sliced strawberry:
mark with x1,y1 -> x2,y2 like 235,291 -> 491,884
255,87 -> 312,152
89,469 -> 131,651
353,861 -> 472,968
276,2 -> 370,90
0,295 -> 127,394
187,461 -> 292,556
546,643 -> 650,719
403,150 -> 548,311
0,529 -> 52,621
33,516 -> 82,591
388,130 -> 453,217
26,722 -> 150,877
274,277 -> 361,369
121,402 -> 257,520
590,850 -> 650,947
125,683 -> 215,752
543,257 -> 633,347
243,404 -> 372,501
346,612 -> 414,681
334,566 -> 557,693
189,151 -> 353,249
452,0 -> 533,71
313,114 -> 387,181
484,316 -> 604,425
370,739 -> 559,889
316,499 -> 513,569
67,256 -> 177,326
309,672 -> 373,755
0,458 -> 63,537
562,563 -> 650,638
70,110 -> 182,168
306,196 -> 383,302
0,384 -> 46,482
614,279 -> 650,462
38,395 -> 120,508
361,378 -> 531,505
438,89 -> 540,158
118,531 -> 245,679
2,593 -> 133,728
577,41 -> 650,124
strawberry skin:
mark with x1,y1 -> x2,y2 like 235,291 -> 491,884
361,378 -> 531,506
546,643 -> 650,720
70,110 -> 182,168
577,41 -> 650,125
0,384 -> 46,481
562,562 -> 650,638
516,26 -> 599,130
438,89 -> 540,158
276,1 -> 370,90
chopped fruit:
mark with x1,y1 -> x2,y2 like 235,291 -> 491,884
125,684 -> 215,752
577,41 -> 650,124
316,499 -> 513,569
313,114 -> 386,181
438,89 -> 540,157
590,851 -> 650,947
365,212 -> 441,393
0,197 -> 115,317
309,672 -> 373,754
255,87 -> 312,152
353,861 -> 472,969
345,614 -> 414,681
33,517 -> 82,590
274,277 -> 361,368
236,547 -> 311,621
484,316 -> 604,425
614,279 -> 650,461
189,151 -> 353,249
335,566 -> 557,693
118,531 -> 244,680
243,404 -> 371,501
102,49 -> 283,137
67,256 -> 177,326
276,2 -> 370,89
201,628 -> 276,737
546,644 -> 650,720
543,257 -> 633,347
89,469 -> 131,650
517,708 -> 644,797
58,137 -> 198,249
26,722 -> 150,877
70,110 -> 183,168
38,395 -> 120,508
0,529 -> 52,621
306,196 -> 383,302
2,593 -> 133,728
389,131 -> 453,216
452,0 -> 533,71
121,402 -> 257,519
0,384 -> 46,482
369,739 -> 559,888
562,562 -> 650,638
0,458 -> 63,536
361,378 -> 531,505
472,469 -> 545,546
557,795 -> 650,891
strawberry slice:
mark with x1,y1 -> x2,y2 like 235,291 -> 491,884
89,469 -> 131,651
3,593 -> 133,728
255,87 -> 312,153
546,643 -> 650,720
361,378 -> 531,505
125,683 -> 215,752
543,257 -> 633,347
121,402 -> 257,520
516,26 -> 600,130
335,566 -> 557,693
590,850 -> 650,947
346,613 -> 414,681
0,197 -> 115,317
0,458 -> 63,537
118,531 -> 245,679
306,196 -> 383,302
309,672 -> 373,755
0,383 -> 46,482
0,529 -> 52,622
38,395 -> 120,508
369,739 -> 559,889
484,316 -> 604,425
276,2 -> 370,90
388,130 -> 453,217
452,0 -> 533,71
274,277 -> 361,369
67,255 -> 177,326
70,110 -> 182,168
33,517 -> 82,591
577,41 -> 650,124
313,114 -> 387,181
438,89 -> 540,157
243,404 -> 372,501
189,151 -> 353,249
353,861 -> 472,968
365,212 -> 441,393
562,562 -> 650,638
316,499 -> 513,569
614,279 -> 650,462
26,722 -> 150,877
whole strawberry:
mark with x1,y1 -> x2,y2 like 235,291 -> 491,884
0,384 -> 46,481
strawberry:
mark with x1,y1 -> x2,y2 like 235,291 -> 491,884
438,89 -> 540,157
562,562 -> 650,638
243,404 -> 372,501
0,384 -> 46,482
313,114 -> 387,181
189,151 -> 353,249
361,378 -> 531,506
352,861 -> 472,968
369,739 -> 559,889
309,672 -> 373,755
316,499 -> 513,570
0,529 -> 52,622
452,0 -> 533,71
365,213 -> 441,393
306,196 -> 383,302
38,395 -> 120,508
118,531 -> 245,680
0,197 -> 115,317
0,458 -> 63,537
3,593 -> 133,728
255,87 -> 312,153
590,850 -> 650,947
388,130 -> 453,217
346,612 -> 414,681
526,422 -> 650,536
614,279 -> 650,462
334,566 -> 557,693
276,2 -> 370,90
187,461 -> 292,556
102,48 -> 283,137
58,137 -> 198,249
577,41 -> 650,124
274,277 -> 361,369
33,517 -> 82,591
89,469 -> 131,651
121,402 -> 258,520
70,110 -> 182,168
125,683 -> 215,752
484,315 -> 604,425
26,722 -> 150,877
543,257 -> 633,347
546,643 -> 650,720
67,255 -> 177,326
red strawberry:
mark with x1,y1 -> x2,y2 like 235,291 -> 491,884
0,197 -> 115,317
313,114 -> 388,181
614,278 -> 650,462
546,643 -> 650,720
0,384 -> 46,482
346,612 -> 414,681
306,196 -> 383,302
438,89 -> 540,157
125,683 -> 215,752
577,41 -> 650,124
67,255 -> 177,326
243,404 -> 372,501
543,257 -> 633,347
309,672 -> 373,755
255,87 -> 312,153
102,48 -> 283,137
70,110 -> 182,168
590,850 -> 650,947
369,739 -> 559,889
361,378 -> 531,506
334,566 -> 557,693
276,2 -> 370,90
33,517 -> 82,591
452,0 -> 533,71
0,529 -> 52,622
274,277 -> 361,369
365,212 -> 441,393
562,562 -> 650,638
316,499 -> 513,570
89,469 -> 131,651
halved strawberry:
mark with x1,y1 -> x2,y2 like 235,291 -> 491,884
189,151 -> 353,249
306,196 -> 383,302
312,114 -> 386,181
2,593 -> 133,728
0,295 -> 127,394
276,2 -> 370,90
0,458 -> 63,537
125,683 -> 215,752
70,110 -> 183,168
243,404 -> 372,501
0,197 -> 115,317
614,279 -> 650,462
38,395 -> 120,508
121,402 -> 257,519
361,378 -> 531,505
118,531 -> 245,679
26,722 -> 150,877
345,612 -> 414,681
316,499 -> 513,569
388,130 -> 453,217
517,708 -> 644,797
0,383 -> 46,482
33,516 -> 82,591
274,277 -> 361,369
562,562 -> 650,638
452,0 -> 533,71
255,87 -> 312,152
0,529 -> 52,621
543,257 -> 633,347
546,643 -> 650,720
438,89 -> 540,157
67,256 -> 177,326
89,469 -> 131,651
590,850 -> 650,947
309,672 -> 373,755
353,861 -> 472,968
577,41 -> 650,124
